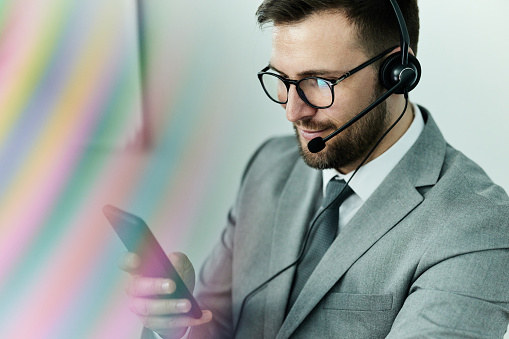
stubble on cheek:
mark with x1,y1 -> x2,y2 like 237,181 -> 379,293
293,98 -> 389,171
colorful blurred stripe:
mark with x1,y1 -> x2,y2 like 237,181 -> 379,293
0,0 -> 149,337
0,0 -> 236,336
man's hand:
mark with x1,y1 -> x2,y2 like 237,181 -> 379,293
120,252 -> 212,339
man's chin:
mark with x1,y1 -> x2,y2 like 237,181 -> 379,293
296,135 -> 316,158
296,133 -> 364,171
296,137 -> 334,170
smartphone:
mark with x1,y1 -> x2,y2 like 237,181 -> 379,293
103,204 -> 202,319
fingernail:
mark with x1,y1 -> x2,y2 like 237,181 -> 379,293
202,311 -> 212,321
161,280 -> 175,293
176,301 -> 189,312
129,253 -> 140,267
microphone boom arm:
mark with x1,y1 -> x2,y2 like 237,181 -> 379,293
322,83 -> 402,143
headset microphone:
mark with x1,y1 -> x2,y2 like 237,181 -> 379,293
307,0 -> 421,154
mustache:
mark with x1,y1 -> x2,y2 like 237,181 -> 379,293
294,117 -> 338,131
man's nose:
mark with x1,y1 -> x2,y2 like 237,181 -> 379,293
284,86 -> 317,123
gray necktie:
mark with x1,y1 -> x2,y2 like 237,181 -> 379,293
286,178 -> 353,313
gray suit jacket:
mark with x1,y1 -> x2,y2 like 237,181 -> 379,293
186,108 -> 509,338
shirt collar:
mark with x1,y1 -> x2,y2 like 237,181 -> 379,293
322,103 -> 425,201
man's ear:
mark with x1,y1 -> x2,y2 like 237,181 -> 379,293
387,46 -> 416,56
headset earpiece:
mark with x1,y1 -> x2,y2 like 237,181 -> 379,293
379,52 -> 421,94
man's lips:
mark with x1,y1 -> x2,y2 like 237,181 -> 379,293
298,128 -> 329,141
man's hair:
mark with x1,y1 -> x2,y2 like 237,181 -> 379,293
256,0 -> 419,57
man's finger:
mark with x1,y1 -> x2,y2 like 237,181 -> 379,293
140,310 -> 213,332
168,252 -> 195,292
118,252 -> 141,272
130,297 -> 192,316
126,277 -> 176,297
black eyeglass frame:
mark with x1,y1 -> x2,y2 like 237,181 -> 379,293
258,46 -> 397,109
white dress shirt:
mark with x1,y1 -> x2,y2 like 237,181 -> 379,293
322,104 -> 424,231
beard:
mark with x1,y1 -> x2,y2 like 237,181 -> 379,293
294,88 -> 391,171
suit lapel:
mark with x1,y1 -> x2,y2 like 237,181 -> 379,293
263,159 -> 323,339
278,172 -> 423,338
277,108 -> 447,339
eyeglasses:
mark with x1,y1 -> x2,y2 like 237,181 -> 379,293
257,46 -> 396,109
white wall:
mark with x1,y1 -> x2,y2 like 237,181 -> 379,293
413,1 -> 509,191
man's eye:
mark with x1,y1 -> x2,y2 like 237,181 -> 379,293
316,79 -> 330,88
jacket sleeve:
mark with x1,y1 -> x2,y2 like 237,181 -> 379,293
187,138 -> 277,339
386,246 -> 509,338
187,209 -> 236,339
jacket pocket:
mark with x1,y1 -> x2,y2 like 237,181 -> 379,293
323,293 -> 395,338
324,292 -> 393,311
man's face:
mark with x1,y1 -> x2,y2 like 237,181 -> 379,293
270,11 -> 390,173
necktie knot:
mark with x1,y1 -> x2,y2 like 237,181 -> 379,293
322,178 -> 353,212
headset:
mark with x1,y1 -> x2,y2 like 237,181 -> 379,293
380,0 -> 421,93
235,1 -> 422,335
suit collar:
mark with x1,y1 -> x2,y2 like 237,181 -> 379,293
275,107 -> 447,338
404,106 -> 446,188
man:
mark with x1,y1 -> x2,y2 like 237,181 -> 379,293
122,1 -> 509,338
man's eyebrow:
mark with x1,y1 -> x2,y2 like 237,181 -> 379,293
267,64 -> 287,77
267,63 -> 345,79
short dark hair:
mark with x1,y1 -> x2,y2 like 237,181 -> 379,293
256,0 -> 419,57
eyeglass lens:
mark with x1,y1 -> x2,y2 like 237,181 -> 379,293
261,74 -> 333,108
